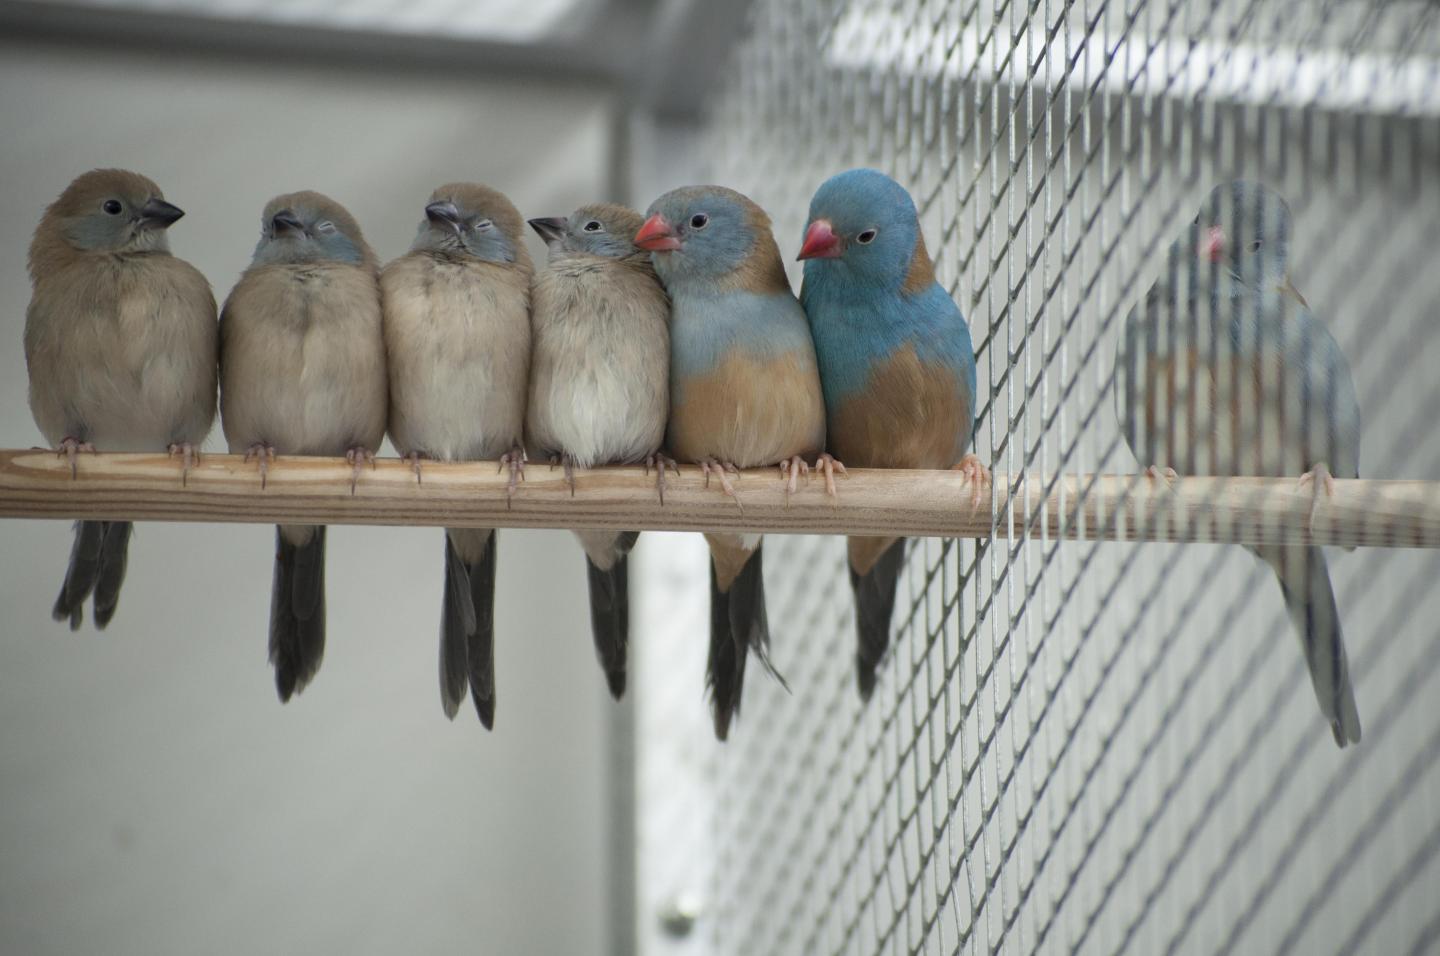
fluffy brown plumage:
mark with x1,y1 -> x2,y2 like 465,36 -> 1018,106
25,168 -> 217,630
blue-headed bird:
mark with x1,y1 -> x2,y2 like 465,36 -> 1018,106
1115,180 -> 1363,746
797,168 -> 988,701
636,185 -> 826,739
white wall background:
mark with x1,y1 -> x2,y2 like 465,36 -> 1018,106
0,37 -> 627,956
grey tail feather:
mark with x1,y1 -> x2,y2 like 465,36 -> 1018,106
706,543 -> 779,741
91,522 -> 133,629
851,538 -> 906,701
1253,544 -> 1362,747
269,525 -> 326,703
51,520 -> 106,630
585,530 -> 639,700
441,532 -> 497,729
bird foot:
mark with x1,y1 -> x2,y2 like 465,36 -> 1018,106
560,453 -> 577,497
700,458 -> 742,511
643,452 -> 680,505
55,437 -> 96,480
1144,464 -> 1180,482
777,456 -> 810,498
1298,462 -> 1337,536
499,446 -> 526,504
953,454 -> 992,508
345,446 -> 376,495
402,451 -> 431,485
167,442 -> 201,487
813,453 -> 847,499
243,442 -> 277,489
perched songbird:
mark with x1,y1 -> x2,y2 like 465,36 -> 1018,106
381,184 -> 532,728
797,168 -> 987,701
1115,180 -> 1363,746
25,169 -> 217,630
220,191 -> 387,702
635,186 -> 827,739
526,203 -> 671,700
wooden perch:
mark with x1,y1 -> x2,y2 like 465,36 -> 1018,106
0,449 -> 1435,548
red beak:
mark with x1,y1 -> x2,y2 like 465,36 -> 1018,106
1199,225 -> 1226,263
634,214 -> 681,252
797,219 -> 842,260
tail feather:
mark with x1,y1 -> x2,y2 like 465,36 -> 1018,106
91,522 -> 133,630
851,538 -> 907,700
442,529 -> 497,729
270,525 -> 326,703
51,520 -> 107,630
1253,544 -> 1362,746
707,542 -> 773,741
440,536 -> 473,719
585,531 -> 639,700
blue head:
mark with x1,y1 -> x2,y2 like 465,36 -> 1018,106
1194,181 -> 1294,291
251,190 -> 372,269
635,185 -> 789,293
30,168 -> 186,280
797,169 -> 930,293
528,202 -> 648,265
410,182 -> 529,272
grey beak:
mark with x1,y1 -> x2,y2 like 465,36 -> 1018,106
527,217 -> 568,245
271,210 -> 305,237
139,198 -> 185,229
426,201 -> 463,235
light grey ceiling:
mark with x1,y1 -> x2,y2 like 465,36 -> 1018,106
0,0 -> 753,117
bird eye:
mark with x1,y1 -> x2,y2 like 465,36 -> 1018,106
102,199 -> 123,215
473,219 -> 494,231
689,213 -> 709,229
1248,239 -> 1263,252
583,220 -> 603,232
856,228 -> 878,244
316,220 -> 337,235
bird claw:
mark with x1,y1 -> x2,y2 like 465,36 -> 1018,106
167,442 -> 200,487
345,446 -> 376,496
700,458 -> 742,512
499,446 -> 526,505
561,454 -> 577,497
777,456 -> 810,499
403,451 -> 430,485
644,452 -> 680,505
243,442 -> 277,490
1144,464 -> 1180,483
953,453 -> 992,509
55,437 -> 96,480
813,452 -> 847,499
1298,463 -> 1337,536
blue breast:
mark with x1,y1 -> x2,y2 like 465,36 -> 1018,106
802,274 -> 977,420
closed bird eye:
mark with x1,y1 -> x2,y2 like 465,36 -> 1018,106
856,228 -> 878,244
583,220 -> 604,233
690,213 -> 709,229
473,219 -> 494,232
102,199 -> 123,215
316,220 -> 337,235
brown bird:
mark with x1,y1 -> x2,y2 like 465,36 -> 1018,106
380,183 -> 531,728
526,202 -> 671,701
25,168 -> 217,630
219,191 -> 387,702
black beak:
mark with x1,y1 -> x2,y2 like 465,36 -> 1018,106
271,210 -> 305,238
527,217 -> 568,244
426,201 -> 463,235
139,198 -> 185,229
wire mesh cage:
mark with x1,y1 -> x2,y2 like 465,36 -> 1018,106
636,0 -> 1440,953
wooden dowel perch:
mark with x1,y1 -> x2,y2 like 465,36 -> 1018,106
0,449 -> 1435,549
